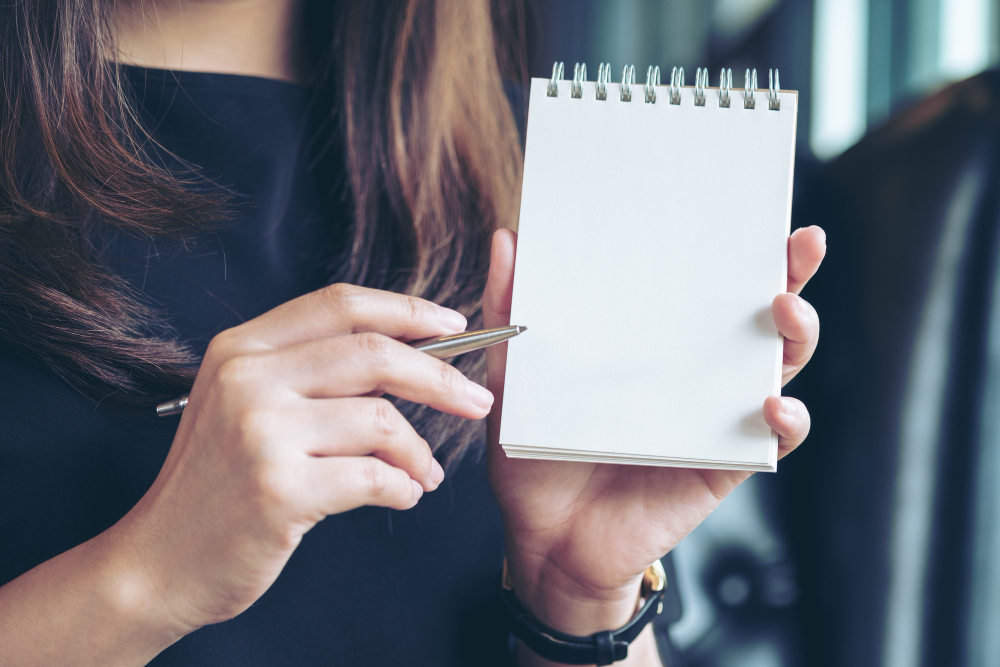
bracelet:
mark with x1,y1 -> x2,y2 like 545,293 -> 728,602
499,558 -> 667,666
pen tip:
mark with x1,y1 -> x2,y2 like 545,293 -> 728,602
515,325 -> 527,334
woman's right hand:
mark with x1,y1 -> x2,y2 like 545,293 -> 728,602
116,284 -> 493,636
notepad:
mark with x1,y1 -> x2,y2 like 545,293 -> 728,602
499,67 -> 797,472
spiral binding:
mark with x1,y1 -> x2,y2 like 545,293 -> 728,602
596,63 -> 611,100
547,62 -> 564,97
719,68 -> 732,108
620,65 -> 635,102
769,69 -> 780,110
744,68 -> 758,109
572,63 -> 587,99
645,66 -> 660,103
547,62 -> 781,111
669,67 -> 684,105
694,68 -> 709,106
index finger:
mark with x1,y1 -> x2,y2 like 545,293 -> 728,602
787,226 -> 827,295
230,284 -> 468,352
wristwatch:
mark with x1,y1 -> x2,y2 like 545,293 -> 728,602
499,558 -> 667,666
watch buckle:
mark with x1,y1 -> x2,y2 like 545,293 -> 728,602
640,559 -> 667,615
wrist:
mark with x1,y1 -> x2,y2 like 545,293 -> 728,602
92,523 -> 194,649
504,553 -> 643,636
502,553 -> 668,666
516,628 -> 662,667
0,524 -> 191,666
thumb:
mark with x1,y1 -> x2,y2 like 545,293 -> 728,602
483,228 -> 517,329
483,229 -> 517,427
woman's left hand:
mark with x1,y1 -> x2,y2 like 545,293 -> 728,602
483,226 -> 826,658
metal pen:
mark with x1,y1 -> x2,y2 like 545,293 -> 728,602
155,325 -> 527,417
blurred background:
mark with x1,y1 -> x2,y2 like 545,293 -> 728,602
529,0 -> 1000,161
522,2 -> 1000,666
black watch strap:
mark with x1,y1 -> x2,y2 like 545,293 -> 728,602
499,582 -> 666,666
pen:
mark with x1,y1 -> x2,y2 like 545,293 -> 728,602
155,325 -> 527,417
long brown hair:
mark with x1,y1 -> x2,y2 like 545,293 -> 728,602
0,0 -> 525,461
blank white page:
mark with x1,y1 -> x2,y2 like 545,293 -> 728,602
499,77 -> 797,471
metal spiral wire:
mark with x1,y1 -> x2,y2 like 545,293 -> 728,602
768,69 -> 781,110
621,64 -> 636,102
547,61 -> 564,97
572,63 -> 587,99
694,68 -> 709,107
645,66 -> 660,103
744,68 -> 757,109
719,68 -> 732,108
669,67 -> 685,105
548,61 -> 782,111
596,62 -> 611,100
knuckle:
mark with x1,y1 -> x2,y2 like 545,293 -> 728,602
414,438 -> 433,475
212,356 -> 264,411
234,405 -> 265,434
323,283 -> 363,313
371,398 -> 400,438
252,465 -> 286,504
360,458 -> 392,499
205,329 -> 241,364
248,464 -> 297,530
230,406 -> 274,448
356,332 -> 396,367
404,295 -> 429,323
398,431 -> 432,473
437,362 -> 463,396
215,355 -> 258,389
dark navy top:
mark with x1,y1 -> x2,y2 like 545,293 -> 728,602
0,67 -> 509,666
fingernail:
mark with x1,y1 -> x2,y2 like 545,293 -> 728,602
465,378 -> 494,410
411,479 -> 424,502
794,294 -> 808,315
435,306 -> 467,332
780,397 -> 800,416
814,226 -> 827,247
431,458 -> 445,486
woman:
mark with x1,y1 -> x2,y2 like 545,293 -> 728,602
0,1 -> 825,665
